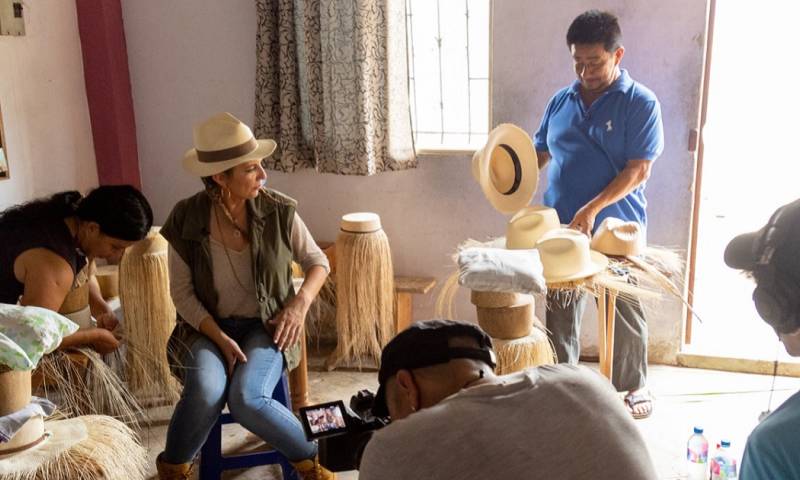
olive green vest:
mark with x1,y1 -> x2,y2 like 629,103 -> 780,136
161,188 -> 301,371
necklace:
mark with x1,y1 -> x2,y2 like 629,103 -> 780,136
213,207 -> 250,292
216,203 -> 248,238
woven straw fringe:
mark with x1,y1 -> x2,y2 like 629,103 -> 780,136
2,415 -> 148,480
493,325 -> 556,375
328,230 -> 394,369
35,349 -> 144,430
119,250 -> 180,403
305,276 -> 338,348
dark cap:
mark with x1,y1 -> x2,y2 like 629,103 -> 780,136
372,320 -> 496,419
724,198 -> 800,280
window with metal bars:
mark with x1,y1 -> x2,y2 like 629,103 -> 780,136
406,0 -> 491,152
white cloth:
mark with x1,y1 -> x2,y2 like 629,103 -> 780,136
360,365 -> 657,480
457,247 -> 546,294
0,304 -> 79,370
0,397 -> 55,443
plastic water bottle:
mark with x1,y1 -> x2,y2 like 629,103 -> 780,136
687,427 -> 709,480
710,440 -> 737,479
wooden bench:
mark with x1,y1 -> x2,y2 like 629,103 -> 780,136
394,276 -> 437,332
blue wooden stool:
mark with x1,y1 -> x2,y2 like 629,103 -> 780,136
199,371 -> 299,480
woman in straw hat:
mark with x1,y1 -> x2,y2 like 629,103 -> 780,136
158,112 -> 334,479
0,186 -> 154,353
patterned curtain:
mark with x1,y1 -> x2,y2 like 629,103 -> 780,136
255,0 -> 416,175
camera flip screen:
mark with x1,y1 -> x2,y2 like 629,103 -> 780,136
299,401 -> 350,440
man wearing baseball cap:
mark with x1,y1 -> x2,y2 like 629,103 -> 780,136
358,319 -> 656,479
725,198 -> 800,479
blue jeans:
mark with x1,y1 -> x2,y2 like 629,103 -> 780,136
162,318 -> 316,464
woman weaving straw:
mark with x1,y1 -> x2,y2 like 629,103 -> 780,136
0,185 -> 154,353
157,112 -> 334,480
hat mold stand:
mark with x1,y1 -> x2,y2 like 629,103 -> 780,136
327,212 -> 395,371
119,228 -> 181,404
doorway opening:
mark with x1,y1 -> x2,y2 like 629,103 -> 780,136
687,0 -> 800,363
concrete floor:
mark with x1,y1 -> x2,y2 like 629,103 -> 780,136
139,351 -> 800,479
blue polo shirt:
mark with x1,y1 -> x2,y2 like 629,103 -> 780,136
534,69 -> 664,230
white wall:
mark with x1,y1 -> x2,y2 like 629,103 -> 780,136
123,0 -> 707,363
0,0 -> 97,208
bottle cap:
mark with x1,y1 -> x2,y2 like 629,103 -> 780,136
693,427 -> 704,434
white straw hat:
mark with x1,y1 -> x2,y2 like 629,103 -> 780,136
183,112 -> 277,177
591,217 -> 646,256
536,228 -> 608,283
471,124 -> 539,214
506,205 -> 561,249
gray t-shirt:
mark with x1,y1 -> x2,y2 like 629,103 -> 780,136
359,364 -> 656,480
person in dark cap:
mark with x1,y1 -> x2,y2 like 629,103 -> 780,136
725,198 -> 800,480
358,319 -> 657,480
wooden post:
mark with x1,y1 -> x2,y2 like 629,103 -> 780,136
605,290 -> 618,380
289,324 -> 309,411
597,286 -> 608,377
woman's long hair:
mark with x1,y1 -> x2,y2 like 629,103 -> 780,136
0,185 -> 153,242
0,190 -> 82,226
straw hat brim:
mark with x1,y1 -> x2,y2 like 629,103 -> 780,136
183,139 -> 277,177
544,250 -> 609,284
0,418 -> 89,475
475,124 -> 539,215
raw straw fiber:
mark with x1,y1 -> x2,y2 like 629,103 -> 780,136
119,230 -> 180,403
305,276 -> 337,348
328,216 -> 394,370
493,323 -> 556,375
0,415 -> 148,480
434,271 -> 460,320
33,348 -> 143,430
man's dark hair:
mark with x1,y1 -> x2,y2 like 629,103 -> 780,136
0,185 -> 153,242
566,10 -> 622,52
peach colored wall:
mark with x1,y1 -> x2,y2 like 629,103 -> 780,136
124,0 -> 706,363
0,0 -> 97,208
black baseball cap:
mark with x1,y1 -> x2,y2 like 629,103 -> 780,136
724,198 -> 800,281
372,320 -> 496,419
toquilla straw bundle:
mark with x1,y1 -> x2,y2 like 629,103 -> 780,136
119,229 -> 180,403
327,213 -> 394,370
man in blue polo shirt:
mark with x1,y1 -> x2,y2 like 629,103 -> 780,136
534,10 -> 664,419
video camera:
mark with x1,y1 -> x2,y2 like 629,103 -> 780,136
298,390 -> 390,472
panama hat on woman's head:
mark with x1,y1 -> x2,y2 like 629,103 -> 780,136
183,112 -> 277,177
471,124 -> 539,215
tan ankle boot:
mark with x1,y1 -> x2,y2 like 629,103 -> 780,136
156,452 -> 193,480
292,457 -> 336,480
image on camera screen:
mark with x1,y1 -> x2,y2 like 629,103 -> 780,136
300,401 -> 349,439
